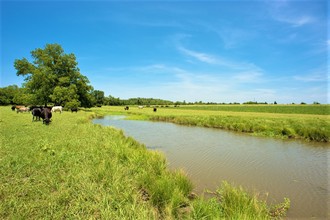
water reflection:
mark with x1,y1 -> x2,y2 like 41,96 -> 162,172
93,116 -> 329,219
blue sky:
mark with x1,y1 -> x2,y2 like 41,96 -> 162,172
1,0 -> 328,103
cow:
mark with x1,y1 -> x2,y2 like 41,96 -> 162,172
12,105 -> 24,111
41,108 -> 52,125
71,108 -> 78,113
51,106 -> 63,114
16,107 -> 29,113
153,107 -> 157,112
138,106 -> 144,109
124,106 -> 129,110
32,108 -> 42,121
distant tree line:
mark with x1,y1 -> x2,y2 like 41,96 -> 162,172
105,97 -> 174,106
1,84 -> 322,107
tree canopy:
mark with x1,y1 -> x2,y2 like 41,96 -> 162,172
14,43 -> 94,107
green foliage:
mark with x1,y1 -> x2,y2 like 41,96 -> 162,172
65,100 -> 81,109
14,43 -> 94,107
0,85 -> 21,105
105,97 -> 174,106
92,90 -> 105,106
50,84 -> 79,105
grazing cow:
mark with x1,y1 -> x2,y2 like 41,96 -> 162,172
41,108 -> 52,125
51,106 -> 63,114
153,107 -> 157,112
16,107 -> 29,113
71,108 -> 78,113
138,106 -> 144,109
124,106 -> 129,110
13,105 -> 24,111
32,108 -> 42,121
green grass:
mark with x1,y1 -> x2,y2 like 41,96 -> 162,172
0,106 -> 289,219
95,105 -> 330,142
179,104 -> 329,115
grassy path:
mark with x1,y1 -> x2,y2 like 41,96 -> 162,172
0,106 -> 289,219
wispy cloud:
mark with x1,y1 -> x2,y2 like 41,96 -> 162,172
275,15 -> 314,27
293,68 -> 328,82
177,46 -> 217,64
176,43 -> 265,83
267,1 -> 315,27
233,71 -> 264,83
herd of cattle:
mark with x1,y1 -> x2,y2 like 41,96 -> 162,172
12,105 -> 157,125
11,105 -> 78,125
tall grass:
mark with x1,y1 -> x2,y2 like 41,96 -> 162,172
0,106 -> 288,219
150,114 -> 329,142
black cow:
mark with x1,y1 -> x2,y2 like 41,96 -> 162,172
41,108 -> 52,125
71,108 -> 78,113
153,107 -> 157,112
11,105 -> 15,111
124,106 -> 129,111
32,108 -> 42,121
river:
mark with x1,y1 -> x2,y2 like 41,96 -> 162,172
93,115 -> 329,219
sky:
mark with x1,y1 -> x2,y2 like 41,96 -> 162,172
1,0 -> 328,104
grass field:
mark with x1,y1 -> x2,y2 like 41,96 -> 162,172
92,105 -> 330,142
178,104 -> 329,115
0,106 -> 289,219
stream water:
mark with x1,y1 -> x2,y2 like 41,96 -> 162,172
93,116 -> 329,219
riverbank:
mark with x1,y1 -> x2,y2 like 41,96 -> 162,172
93,105 -> 329,142
0,106 -> 289,219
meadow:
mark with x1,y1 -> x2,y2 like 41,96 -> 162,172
0,106 -> 289,219
94,105 -> 330,142
178,104 -> 329,115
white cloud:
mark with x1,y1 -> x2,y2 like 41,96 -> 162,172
177,44 -> 264,72
293,68 -> 328,82
233,71 -> 264,83
267,1 -> 315,27
177,46 -> 217,64
276,15 -> 314,27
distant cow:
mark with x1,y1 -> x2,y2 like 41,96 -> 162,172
16,107 -> 29,113
71,108 -> 78,113
31,108 -> 42,121
41,108 -> 52,125
51,106 -> 63,114
153,107 -> 157,112
138,106 -> 144,109
12,105 -> 24,111
124,106 -> 129,110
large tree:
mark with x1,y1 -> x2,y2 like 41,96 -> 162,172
92,90 -> 105,106
14,43 -> 94,107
